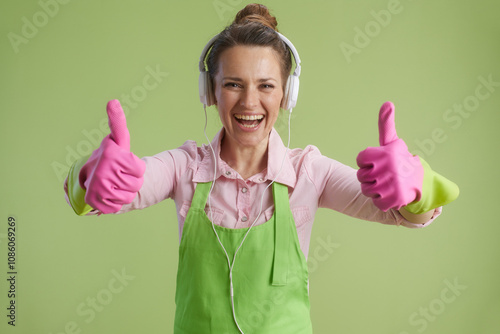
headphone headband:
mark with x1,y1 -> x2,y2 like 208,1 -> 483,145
199,32 -> 301,76
199,30 -> 301,110
276,32 -> 301,77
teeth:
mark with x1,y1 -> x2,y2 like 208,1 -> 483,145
234,114 -> 264,121
242,123 -> 258,128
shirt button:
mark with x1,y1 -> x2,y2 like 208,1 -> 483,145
225,171 -> 231,175
259,178 -> 265,182
241,216 -> 248,222
242,187 -> 248,193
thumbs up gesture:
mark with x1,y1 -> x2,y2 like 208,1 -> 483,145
79,100 -> 146,214
356,102 -> 424,212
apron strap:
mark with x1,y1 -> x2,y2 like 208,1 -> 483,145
271,182 -> 291,286
191,182 -> 212,210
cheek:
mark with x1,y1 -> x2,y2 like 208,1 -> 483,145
266,100 -> 281,123
216,93 -> 236,122
269,90 -> 284,111
215,90 -> 230,108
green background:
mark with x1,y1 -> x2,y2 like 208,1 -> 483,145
1,0 -> 499,333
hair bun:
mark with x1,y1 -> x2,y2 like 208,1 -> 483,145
234,3 -> 278,31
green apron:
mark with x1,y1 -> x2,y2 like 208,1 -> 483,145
174,181 -> 312,334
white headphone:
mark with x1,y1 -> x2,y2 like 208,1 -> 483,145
198,31 -> 302,111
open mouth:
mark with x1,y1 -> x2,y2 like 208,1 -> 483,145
234,114 -> 264,128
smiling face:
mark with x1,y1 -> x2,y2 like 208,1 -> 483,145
213,45 -> 284,150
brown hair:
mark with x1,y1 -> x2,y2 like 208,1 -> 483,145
206,3 -> 292,89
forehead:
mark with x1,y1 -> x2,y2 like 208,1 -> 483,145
217,45 -> 282,81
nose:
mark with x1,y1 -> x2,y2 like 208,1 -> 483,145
240,87 -> 258,109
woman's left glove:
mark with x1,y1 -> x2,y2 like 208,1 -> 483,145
356,101 -> 459,213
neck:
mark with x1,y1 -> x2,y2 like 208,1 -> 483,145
220,132 -> 269,180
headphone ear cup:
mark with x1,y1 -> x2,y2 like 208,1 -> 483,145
288,75 -> 299,110
199,71 -> 215,106
199,71 -> 208,105
281,75 -> 299,111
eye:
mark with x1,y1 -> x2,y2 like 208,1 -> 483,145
224,82 -> 240,88
261,83 -> 274,89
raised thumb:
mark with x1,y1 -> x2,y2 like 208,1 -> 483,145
106,99 -> 130,151
378,101 -> 399,146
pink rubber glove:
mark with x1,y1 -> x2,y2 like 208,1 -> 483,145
79,99 -> 146,214
356,101 -> 424,212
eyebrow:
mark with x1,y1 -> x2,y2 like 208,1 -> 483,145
223,77 -> 278,82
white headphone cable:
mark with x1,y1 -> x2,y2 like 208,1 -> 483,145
203,105 -> 293,333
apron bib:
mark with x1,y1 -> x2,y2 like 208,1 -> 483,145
174,182 -> 312,334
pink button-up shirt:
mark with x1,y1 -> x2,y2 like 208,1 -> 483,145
118,128 -> 440,260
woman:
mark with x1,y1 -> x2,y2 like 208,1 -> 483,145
64,4 -> 459,333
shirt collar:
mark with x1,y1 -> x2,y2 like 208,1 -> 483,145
193,128 -> 297,188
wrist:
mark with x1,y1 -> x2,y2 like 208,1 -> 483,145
67,155 -> 94,216
399,206 -> 434,224
404,157 -> 459,214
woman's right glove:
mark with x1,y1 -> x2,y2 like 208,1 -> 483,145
67,99 -> 146,215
